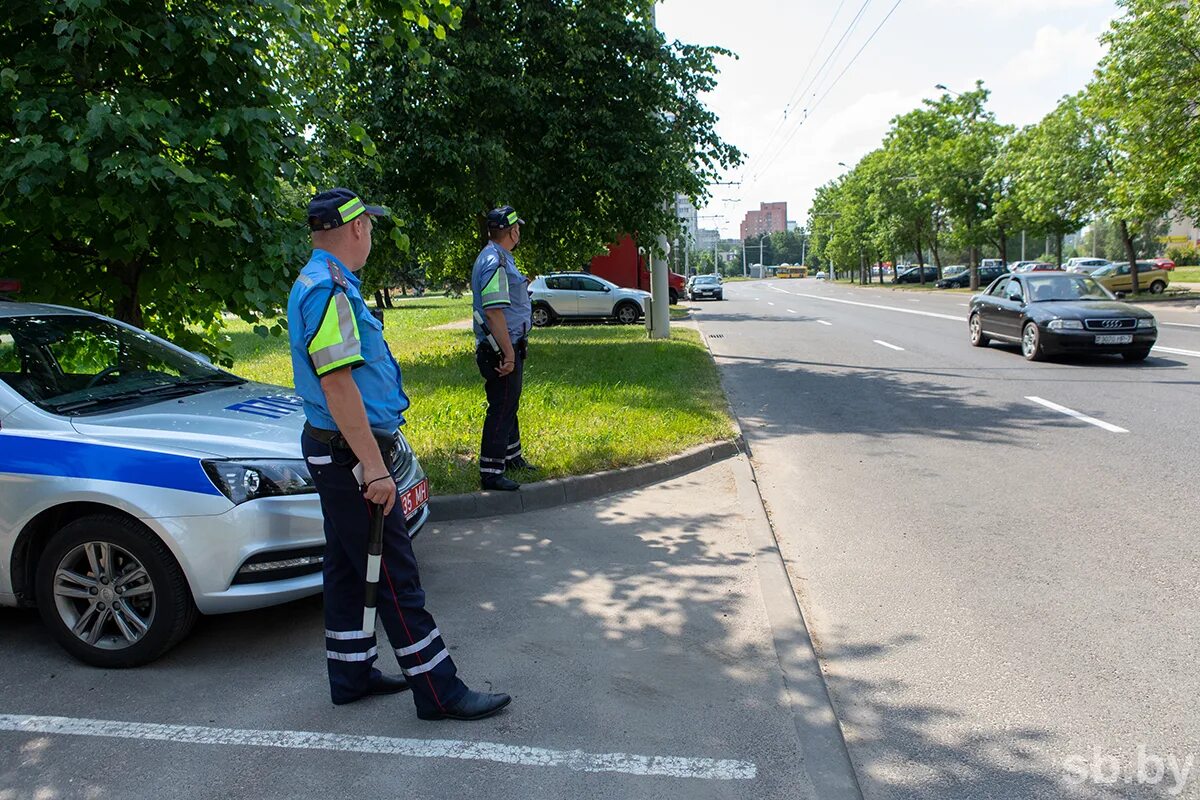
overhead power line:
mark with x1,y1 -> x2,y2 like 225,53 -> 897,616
753,0 -> 906,180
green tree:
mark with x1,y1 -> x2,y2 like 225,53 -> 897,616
0,0 -> 460,359
329,0 -> 741,286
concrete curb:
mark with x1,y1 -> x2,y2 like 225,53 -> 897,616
428,438 -> 742,522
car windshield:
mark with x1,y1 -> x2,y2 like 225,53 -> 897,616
1024,274 -> 1114,302
0,313 -> 243,414
696,276 -> 720,284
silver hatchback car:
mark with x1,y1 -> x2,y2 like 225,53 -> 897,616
0,300 -> 429,667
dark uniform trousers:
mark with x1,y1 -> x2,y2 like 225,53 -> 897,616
301,432 -> 468,715
477,337 -> 527,478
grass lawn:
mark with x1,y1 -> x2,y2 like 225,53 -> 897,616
1171,266 -> 1200,283
224,296 -> 734,495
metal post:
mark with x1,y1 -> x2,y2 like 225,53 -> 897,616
650,234 -> 670,339
742,240 -> 747,277
1021,229 -> 1026,261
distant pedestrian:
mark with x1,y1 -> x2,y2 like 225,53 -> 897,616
471,206 -> 537,491
288,188 -> 511,721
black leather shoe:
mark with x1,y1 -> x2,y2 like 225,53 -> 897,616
332,672 -> 410,705
505,457 -> 539,472
417,689 -> 512,721
481,475 -> 520,491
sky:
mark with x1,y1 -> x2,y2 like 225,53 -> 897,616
656,0 -> 1120,239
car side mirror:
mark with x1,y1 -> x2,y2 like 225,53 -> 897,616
1007,292 -> 1023,303
1115,291 -> 1127,299
603,286 -> 611,292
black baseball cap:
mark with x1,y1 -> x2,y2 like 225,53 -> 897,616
308,188 -> 389,231
486,205 -> 524,230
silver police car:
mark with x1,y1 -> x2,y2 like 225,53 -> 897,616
0,299 -> 429,667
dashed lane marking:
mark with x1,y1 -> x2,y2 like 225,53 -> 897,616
1152,345 -> 1200,358
818,320 -> 833,326
0,714 -> 758,781
1025,397 -> 1128,434
788,292 -> 967,322
874,340 -> 905,351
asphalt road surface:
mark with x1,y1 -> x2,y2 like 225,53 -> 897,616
695,279 -> 1200,800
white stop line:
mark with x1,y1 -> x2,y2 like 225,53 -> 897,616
1026,397 -> 1128,434
0,714 -> 757,781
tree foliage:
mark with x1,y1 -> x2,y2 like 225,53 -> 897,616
326,0 -> 740,287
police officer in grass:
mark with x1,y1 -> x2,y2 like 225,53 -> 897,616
472,206 -> 538,491
288,188 -> 510,721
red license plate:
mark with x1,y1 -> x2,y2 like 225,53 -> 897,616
400,479 -> 429,518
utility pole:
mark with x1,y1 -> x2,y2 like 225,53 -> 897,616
1021,229 -> 1026,261
648,2 -> 669,339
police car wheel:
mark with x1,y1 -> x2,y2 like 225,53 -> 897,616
35,515 -> 197,668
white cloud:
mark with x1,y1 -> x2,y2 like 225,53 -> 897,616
1003,24 -> 1107,84
926,0 -> 1108,14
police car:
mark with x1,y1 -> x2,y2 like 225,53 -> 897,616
0,297 -> 430,667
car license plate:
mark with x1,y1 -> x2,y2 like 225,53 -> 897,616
1095,334 -> 1133,344
400,478 -> 429,518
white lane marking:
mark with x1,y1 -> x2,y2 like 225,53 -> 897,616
1025,397 -> 1128,434
791,292 -> 966,322
767,302 -> 775,306
787,309 -> 797,314
1152,345 -> 1200,358
908,299 -> 921,303
818,320 -> 833,326
1160,321 -> 1200,329
874,340 -> 905,351
959,303 -> 970,307
0,714 -> 757,781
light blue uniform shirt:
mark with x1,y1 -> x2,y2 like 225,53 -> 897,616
287,249 -> 409,432
471,242 -> 531,343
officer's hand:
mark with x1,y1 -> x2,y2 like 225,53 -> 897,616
496,356 -> 515,377
362,464 -> 397,515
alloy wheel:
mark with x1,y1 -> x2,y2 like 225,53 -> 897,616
52,541 -> 156,650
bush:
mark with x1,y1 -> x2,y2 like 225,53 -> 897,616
1165,244 -> 1200,266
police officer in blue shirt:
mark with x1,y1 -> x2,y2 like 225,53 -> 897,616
472,206 -> 536,491
288,188 -> 510,721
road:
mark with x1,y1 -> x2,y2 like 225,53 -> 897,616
694,280 -> 1200,800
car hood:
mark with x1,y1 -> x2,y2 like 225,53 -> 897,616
1031,300 -> 1153,318
71,382 -> 308,459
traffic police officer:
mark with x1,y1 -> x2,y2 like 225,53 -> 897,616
288,188 -> 510,721
472,205 -> 536,491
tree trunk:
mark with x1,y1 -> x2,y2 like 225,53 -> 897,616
1055,233 -> 1063,267
384,288 -> 395,308
112,262 -> 144,327
915,234 -> 925,281
969,242 -> 979,292
997,227 -> 1008,267
375,289 -> 387,308
1119,219 -> 1140,294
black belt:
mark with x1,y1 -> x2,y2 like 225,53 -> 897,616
304,421 -> 402,462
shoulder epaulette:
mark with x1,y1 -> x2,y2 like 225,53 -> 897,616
325,259 -> 350,289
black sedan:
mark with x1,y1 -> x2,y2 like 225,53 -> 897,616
688,275 -> 724,301
893,265 -> 938,284
936,265 -> 1005,288
968,272 -> 1157,362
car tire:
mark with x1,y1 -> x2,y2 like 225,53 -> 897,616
1021,322 -> 1044,362
1122,348 -> 1152,363
614,302 -> 641,325
1149,280 -> 1166,294
531,304 -> 555,328
969,313 -> 990,347
35,515 -> 197,668
669,289 -> 679,305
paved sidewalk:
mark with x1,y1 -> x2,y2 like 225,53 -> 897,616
0,458 -> 855,800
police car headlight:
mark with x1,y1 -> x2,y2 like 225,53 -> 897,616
202,459 -> 316,505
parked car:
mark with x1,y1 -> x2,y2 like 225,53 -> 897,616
980,258 -> 1005,271
942,265 -> 968,278
1092,262 -> 1170,294
688,275 -> 724,301
1065,257 -> 1111,274
1011,262 -> 1060,273
0,300 -> 432,666
893,265 -> 939,284
815,271 -> 829,281
1151,258 -> 1176,271
529,273 -> 648,326
935,265 -> 1006,289
968,272 -> 1157,362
